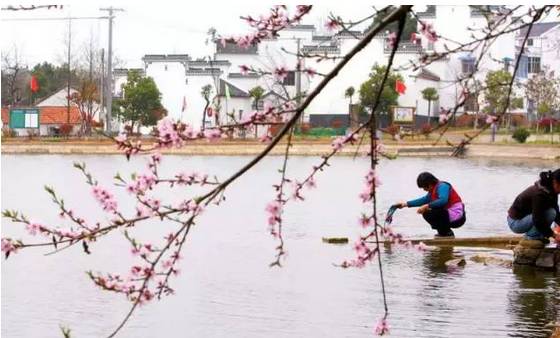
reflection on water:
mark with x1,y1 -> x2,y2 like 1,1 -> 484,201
508,266 -> 559,338
1,155 -> 559,337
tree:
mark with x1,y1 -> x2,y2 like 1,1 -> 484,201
30,62 -> 80,101
1,46 -> 30,106
2,5 -> 554,338
525,69 -> 560,133
345,86 -> 355,108
483,70 -> 523,114
114,70 -> 165,134
421,87 -> 439,123
358,64 -> 402,117
70,80 -> 100,136
369,6 -> 418,39
248,86 -> 265,110
200,84 -> 213,131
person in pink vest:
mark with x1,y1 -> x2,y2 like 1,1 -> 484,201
395,172 -> 466,238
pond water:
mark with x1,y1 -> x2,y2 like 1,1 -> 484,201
2,154 -> 559,337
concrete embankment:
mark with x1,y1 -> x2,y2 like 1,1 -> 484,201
1,141 -> 559,160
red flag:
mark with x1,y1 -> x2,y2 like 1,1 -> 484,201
181,96 -> 187,113
30,75 -> 39,93
395,80 -> 406,95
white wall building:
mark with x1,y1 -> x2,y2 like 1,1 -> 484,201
113,6 -> 560,132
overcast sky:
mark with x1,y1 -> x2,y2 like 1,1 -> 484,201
1,2 -> 557,69
1,2 -> 383,68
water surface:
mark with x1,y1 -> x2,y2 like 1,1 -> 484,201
2,155 -> 558,337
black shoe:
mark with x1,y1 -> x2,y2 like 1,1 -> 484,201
539,238 -> 550,245
435,230 -> 455,238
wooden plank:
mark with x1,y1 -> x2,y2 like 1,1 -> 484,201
377,235 -> 523,247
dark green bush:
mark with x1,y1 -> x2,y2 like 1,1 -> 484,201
512,128 -> 530,143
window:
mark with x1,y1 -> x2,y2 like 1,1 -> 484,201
464,93 -> 478,112
461,59 -> 475,74
527,39 -> 533,46
25,112 -> 38,128
9,109 -> 39,129
528,57 -> 540,74
282,71 -> 295,86
503,58 -> 511,72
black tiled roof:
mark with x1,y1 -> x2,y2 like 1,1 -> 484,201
518,22 -> 560,38
216,41 -> 258,54
218,79 -> 249,98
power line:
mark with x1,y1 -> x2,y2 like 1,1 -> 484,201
2,16 -> 108,21
1,5 -> 63,11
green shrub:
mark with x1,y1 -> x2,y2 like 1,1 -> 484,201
512,128 -> 530,143
298,127 -> 346,137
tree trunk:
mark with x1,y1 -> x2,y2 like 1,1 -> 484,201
427,100 -> 431,125
201,101 -> 209,131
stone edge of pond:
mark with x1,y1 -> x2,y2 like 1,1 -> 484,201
2,143 -> 559,160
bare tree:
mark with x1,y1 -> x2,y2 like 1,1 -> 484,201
1,45 -> 29,106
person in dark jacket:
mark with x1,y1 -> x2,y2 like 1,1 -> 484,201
508,169 -> 560,243
395,172 -> 466,238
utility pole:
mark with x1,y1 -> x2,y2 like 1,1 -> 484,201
100,49 -> 105,125
295,38 -> 303,126
66,15 -> 71,125
100,7 -> 124,134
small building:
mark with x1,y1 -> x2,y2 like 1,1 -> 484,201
2,106 -> 81,136
1,88 -> 96,136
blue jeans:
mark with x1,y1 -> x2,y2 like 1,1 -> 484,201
507,208 -> 556,240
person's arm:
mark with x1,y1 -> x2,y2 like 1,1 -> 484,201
532,194 -> 554,237
406,193 -> 430,207
428,183 -> 450,209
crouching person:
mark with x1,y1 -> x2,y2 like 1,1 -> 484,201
395,172 -> 466,238
508,169 -> 560,244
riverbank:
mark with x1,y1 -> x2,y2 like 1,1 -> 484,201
2,139 -> 559,160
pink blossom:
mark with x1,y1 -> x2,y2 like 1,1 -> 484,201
273,66 -> 288,82
91,185 -> 118,214
157,118 -> 183,147
420,21 -> 437,42
115,134 -> 127,143
136,205 -> 152,218
206,107 -> 213,117
162,259 -> 174,269
305,177 -> 317,189
359,215 -> 372,228
239,64 -> 250,75
386,32 -> 397,49
359,190 -> 371,203
415,242 -> 428,252
486,115 -> 496,124
375,318 -> 390,335
366,169 -> 382,188
439,113 -> 449,124
203,128 -> 222,141
296,5 -> 311,16
303,68 -> 316,77
1,238 -> 18,255
259,133 -> 273,143
146,198 -> 161,211
151,152 -> 162,164
325,18 -> 340,31
265,201 -> 282,217
354,240 -> 369,256
25,222 -> 42,236
331,136 -> 345,151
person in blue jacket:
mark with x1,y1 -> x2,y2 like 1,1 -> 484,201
395,172 -> 466,238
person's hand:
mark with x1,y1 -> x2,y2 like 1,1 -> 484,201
417,204 -> 430,214
393,202 -> 407,209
